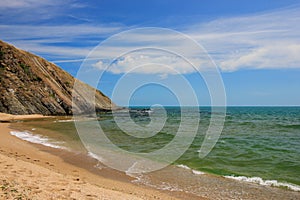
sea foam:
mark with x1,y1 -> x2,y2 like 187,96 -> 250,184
177,164 -> 205,175
10,131 -> 66,149
87,151 -> 106,163
224,175 -> 300,192
177,164 -> 191,170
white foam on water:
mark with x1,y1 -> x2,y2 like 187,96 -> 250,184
177,164 -> 205,175
10,131 -> 66,149
56,119 -> 75,122
55,118 -> 96,123
87,151 -> 106,163
177,164 -> 191,170
192,170 -> 205,175
125,161 -> 155,178
224,175 -> 300,192
125,163 -> 184,192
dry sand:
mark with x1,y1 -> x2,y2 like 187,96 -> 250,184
0,114 -> 186,200
2,114 -> 299,200
0,113 -> 52,122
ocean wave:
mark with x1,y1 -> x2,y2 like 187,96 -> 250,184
224,175 -> 300,192
125,161 -> 140,176
10,131 -> 66,149
177,164 -> 205,175
192,170 -> 205,175
277,124 -> 300,129
87,151 -> 106,163
87,152 -> 107,170
56,119 -> 75,123
54,118 -> 96,123
177,164 -> 191,170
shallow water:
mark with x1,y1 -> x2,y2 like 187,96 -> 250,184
10,106 -> 300,196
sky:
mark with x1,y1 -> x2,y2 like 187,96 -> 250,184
0,0 -> 300,106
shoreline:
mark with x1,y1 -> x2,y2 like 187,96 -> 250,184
0,112 -> 54,122
0,115 -> 198,200
1,114 -> 299,199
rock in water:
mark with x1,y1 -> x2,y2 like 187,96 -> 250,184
0,40 -> 116,115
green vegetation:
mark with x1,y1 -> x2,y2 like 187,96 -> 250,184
33,76 -> 42,82
49,93 -> 55,98
20,63 -> 30,74
19,63 -> 42,82
65,81 -> 70,87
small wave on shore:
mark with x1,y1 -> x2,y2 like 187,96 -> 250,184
177,164 -> 205,175
224,175 -> 300,192
87,151 -> 106,163
10,131 -> 66,150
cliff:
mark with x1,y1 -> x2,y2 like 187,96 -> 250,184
0,40 -> 115,115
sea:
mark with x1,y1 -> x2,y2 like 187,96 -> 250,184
10,106 -> 300,198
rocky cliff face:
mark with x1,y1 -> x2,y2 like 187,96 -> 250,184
0,40 -> 116,115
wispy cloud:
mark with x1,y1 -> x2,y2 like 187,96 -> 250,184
190,6 -> 300,71
0,24 -> 123,41
1,4 -> 299,73
88,6 -> 300,74
94,53 -> 201,75
0,24 -> 125,59
0,0 -> 60,8
0,0 -> 87,23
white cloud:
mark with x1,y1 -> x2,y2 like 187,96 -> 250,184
89,6 -> 300,74
0,24 -> 125,60
189,6 -> 300,71
219,44 -> 300,71
1,5 -> 300,73
94,54 -> 199,75
0,0 -> 86,23
0,24 -> 122,41
0,0 -> 80,9
0,0 -> 51,8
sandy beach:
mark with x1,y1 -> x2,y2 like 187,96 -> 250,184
0,114 -> 189,200
1,113 -> 299,200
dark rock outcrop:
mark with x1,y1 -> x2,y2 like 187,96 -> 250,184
0,40 -> 116,115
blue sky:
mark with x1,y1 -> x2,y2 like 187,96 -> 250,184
1,0 -> 300,106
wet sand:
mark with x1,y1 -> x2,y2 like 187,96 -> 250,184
0,115 -> 190,200
0,113 -> 299,199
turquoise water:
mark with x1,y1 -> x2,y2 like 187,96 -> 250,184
98,106 -> 300,186
177,107 -> 300,185
12,106 -> 300,190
